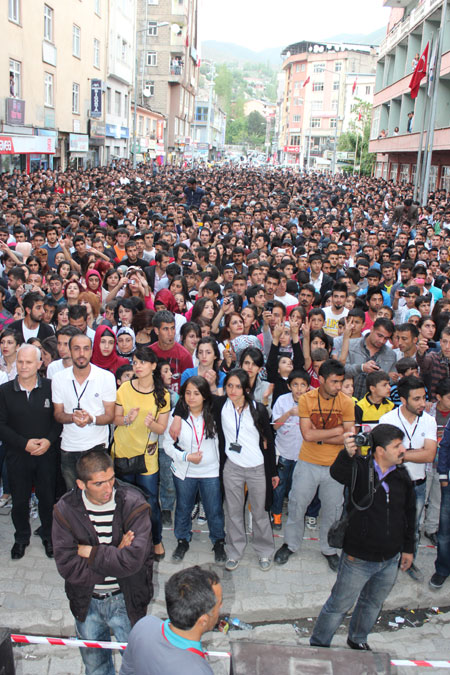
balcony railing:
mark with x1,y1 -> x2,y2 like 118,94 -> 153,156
379,0 -> 443,57
170,60 -> 183,76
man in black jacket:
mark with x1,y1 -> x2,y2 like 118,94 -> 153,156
9,291 -> 53,343
52,450 -> 153,675
310,424 -> 415,651
0,343 -> 61,559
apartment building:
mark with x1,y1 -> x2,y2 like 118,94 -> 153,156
369,0 -> 450,192
279,41 -> 378,169
3,0 -> 108,171
135,0 -> 199,163
191,88 -> 226,161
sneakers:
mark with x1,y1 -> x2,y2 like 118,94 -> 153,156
305,516 -> 317,531
0,494 -> 11,508
429,572 -> 447,589
272,513 -> 282,531
225,559 -> 239,571
161,510 -> 173,527
406,562 -> 424,583
197,503 -> 207,525
274,543 -> 295,565
213,540 -> 226,563
322,553 -> 340,572
259,557 -> 273,572
172,539 -> 189,562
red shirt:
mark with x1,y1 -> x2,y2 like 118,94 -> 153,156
149,342 -> 193,393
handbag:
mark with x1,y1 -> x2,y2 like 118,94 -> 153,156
328,457 -> 379,549
113,410 -> 159,476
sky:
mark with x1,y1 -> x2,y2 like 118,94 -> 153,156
198,0 -> 392,52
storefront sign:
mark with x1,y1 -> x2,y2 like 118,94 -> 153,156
6,99 -> 25,126
69,134 -> 89,152
90,80 -> 102,118
105,124 -> 129,139
89,121 -> 106,139
284,145 -> 301,154
0,135 -> 55,154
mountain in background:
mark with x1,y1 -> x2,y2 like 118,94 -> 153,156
201,27 -> 386,67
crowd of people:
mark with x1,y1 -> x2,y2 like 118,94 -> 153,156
1,160 -> 450,670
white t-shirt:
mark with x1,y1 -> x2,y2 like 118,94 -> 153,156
46,359 -> 66,379
221,399 -> 264,468
274,292 -> 298,307
52,363 -> 117,452
272,392 -> 303,461
323,305 -> 348,338
22,322 -> 39,342
379,407 -> 437,481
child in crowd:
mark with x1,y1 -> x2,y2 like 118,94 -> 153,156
390,357 -> 418,406
115,363 -> 134,388
355,371 -> 395,456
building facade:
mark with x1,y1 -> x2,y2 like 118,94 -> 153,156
278,41 -> 378,169
135,0 -> 199,164
191,89 -> 226,161
369,0 -> 450,193
130,103 -> 165,162
3,0 -> 109,171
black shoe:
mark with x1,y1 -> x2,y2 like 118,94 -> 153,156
430,572 -> 447,589
172,539 -> 189,561
42,540 -> 54,558
33,526 -> 42,537
11,542 -> 28,560
424,531 -> 438,546
274,543 -> 295,565
323,553 -> 340,572
154,545 -> 165,562
347,638 -> 371,651
161,510 -> 173,527
213,540 -> 226,563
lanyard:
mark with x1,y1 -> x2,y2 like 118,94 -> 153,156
397,408 -> 420,448
233,405 -> 244,443
317,391 -> 335,429
190,415 -> 205,451
72,379 -> 89,408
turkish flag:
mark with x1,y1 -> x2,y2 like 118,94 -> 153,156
358,112 -> 362,121
352,78 -> 357,95
409,43 -> 429,99
303,76 -> 310,88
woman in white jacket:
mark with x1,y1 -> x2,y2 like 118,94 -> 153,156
163,375 -> 226,564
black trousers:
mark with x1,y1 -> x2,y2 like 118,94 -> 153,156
7,448 -> 57,544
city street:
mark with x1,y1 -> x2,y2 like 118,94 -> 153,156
2,509 -> 450,674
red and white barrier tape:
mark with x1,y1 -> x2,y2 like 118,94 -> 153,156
391,660 -> 450,668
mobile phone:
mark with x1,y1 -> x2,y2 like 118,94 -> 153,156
24,284 -> 32,292
264,301 -> 274,312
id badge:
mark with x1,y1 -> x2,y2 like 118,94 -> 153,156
229,442 -> 242,453
73,406 -> 82,412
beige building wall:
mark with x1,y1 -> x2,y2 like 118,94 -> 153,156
2,0 -> 108,168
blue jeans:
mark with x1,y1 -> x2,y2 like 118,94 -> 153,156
173,475 -> 225,543
272,457 -> 296,515
75,593 -> 131,675
159,448 -> 176,511
122,472 -> 162,545
436,483 -> 450,577
311,552 -> 400,646
413,480 -> 427,557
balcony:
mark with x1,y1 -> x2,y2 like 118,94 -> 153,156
379,0 -> 443,57
168,58 -> 184,82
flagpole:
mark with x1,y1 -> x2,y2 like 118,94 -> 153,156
422,0 -> 447,205
414,36 -> 433,202
354,131 -> 359,175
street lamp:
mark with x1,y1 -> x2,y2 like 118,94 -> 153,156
132,22 -> 169,170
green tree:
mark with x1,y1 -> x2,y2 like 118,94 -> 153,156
338,99 -> 374,175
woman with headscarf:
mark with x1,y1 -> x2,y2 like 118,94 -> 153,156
116,326 -> 136,364
92,325 -> 129,375
85,269 -> 103,298
154,289 -> 187,343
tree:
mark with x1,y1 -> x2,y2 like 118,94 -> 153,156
338,99 -> 375,175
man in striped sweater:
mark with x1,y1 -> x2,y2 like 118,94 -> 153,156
53,450 -> 153,675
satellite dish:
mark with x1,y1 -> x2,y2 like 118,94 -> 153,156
171,23 -> 182,35
143,87 -> 151,97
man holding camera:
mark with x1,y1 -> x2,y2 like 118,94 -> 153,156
310,424 -> 416,651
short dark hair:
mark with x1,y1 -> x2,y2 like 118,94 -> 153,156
366,370 -> 390,391
22,291 -> 44,312
153,309 -> 175,328
396,322 -> 419,339
318,359 -> 345,379
397,375 -> 426,401
69,304 -> 87,321
165,566 -> 220,630
436,377 -> 450,398
76,449 -> 113,484
372,317 -> 394,336
371,424 -> 404,451
288,369 -> 310,386
395,356 -> 418,374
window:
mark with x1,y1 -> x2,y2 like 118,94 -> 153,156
294,97 -> 303,106
313,62 -> 325,73
144,80 -> 155,96
44,5 -> 53,41
390,163 -> 398,183
138,116 -> 143,135
147,21 -> 158,36
146,51 -> 157,66
365,85 -> 371,95
330,118 -> 337,128
44,72 -> 53,106
290,134 -> 301,145
331,99 -> 338,112
107,87 -> 111,114
72,82 -> 80,113
333,80 -> 339,90
94,0 -> 101,15
335,62 -> 342,72
94,39 -> 100,67
195,106 -> 208,122
121,40 -> 128,62
311,100 -> 323,112
293,115 -> 301,123
312,82 -> 324,92
301,63 -> 305,71
295,64 -> 300,73
73,25 -> 81,57
400,164 -> 410,183
9,0 -> 20,23
311,118 -> 321,128
9,59 -> 21,98
115,91 -> 121,116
